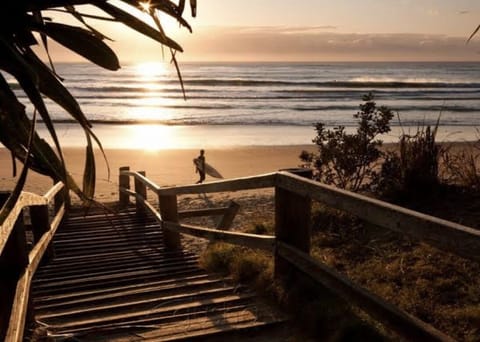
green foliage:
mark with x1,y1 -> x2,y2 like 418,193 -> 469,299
301,93 -> 393,192
0,1 -> 196,220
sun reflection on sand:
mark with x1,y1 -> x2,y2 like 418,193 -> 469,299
123,125 -> 181,150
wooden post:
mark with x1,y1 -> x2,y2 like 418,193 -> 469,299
0,217 -> 29,341
135,171 -> 147,216
119,166 -> 130,207
30,204 -> 54,261
216,201 -> 240,230
274,186 -> 311,280
159,194 -> 181,250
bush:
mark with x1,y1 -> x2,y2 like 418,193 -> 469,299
376,123 -> 442,197
442,134 -> 480,189
301,93 -> 393,192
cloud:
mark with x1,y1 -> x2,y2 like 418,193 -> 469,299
45,25 -> 480,62
174,26 -> 480,61
458,10 -> 470,15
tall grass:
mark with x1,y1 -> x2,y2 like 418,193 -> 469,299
442,130 -> 480,189
377,118 -> 442,198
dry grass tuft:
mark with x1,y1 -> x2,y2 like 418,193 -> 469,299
442,137 -> 480,189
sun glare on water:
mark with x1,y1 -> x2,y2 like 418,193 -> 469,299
135,62 -> 168,80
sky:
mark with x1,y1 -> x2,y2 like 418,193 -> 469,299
45,0 -> 480,62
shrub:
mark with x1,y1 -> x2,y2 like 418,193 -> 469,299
376,123 -> 442,197
301,93 -> 393,192
442,134 -> 480,189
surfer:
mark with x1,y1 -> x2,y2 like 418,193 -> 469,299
194,149 -> 206,184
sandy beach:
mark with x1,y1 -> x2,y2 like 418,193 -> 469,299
0,145 -> 316,202
1,141 -> 477,201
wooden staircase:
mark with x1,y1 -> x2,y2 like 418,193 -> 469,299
31,206 -> 287,341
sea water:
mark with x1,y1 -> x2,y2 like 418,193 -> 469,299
6,61 -> 480,149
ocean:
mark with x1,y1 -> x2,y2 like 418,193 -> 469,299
7,61 -> 480,149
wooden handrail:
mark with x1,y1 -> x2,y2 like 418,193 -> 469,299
119,170 -> 161,192
1,182 -> 67,342
43,181 -> 66,203
118,167 -> 475,340
119,169 -> 480,262
163,221 -> 276,253
6,203 -> 66,342
277,242 -> 454,342
130,186 -> 273,252
0,192 -> 46,254
157,173 -> 277,196
276,172 -> 480,262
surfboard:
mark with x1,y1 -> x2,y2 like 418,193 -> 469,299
193,158 -> 223,179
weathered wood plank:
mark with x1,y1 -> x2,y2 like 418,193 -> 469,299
158,193 -> 181,250
158,173 -> 276,196
118,166 -> 130,206
216,201 -> 240,230
43,293 -> 255,330
138,184 -> 274,252
30,204 -> 65,273
275,186 -> 311,279
0,192 -> 46,254
43,182 -> 65,203
5,270 -> 31,342
277,242 -> 454,342
5,204 -> 65,342
163,221 -> 276,253
178,207 -> 230,219
276,172 -> 480,261
120,170 -> 161,192
134,171 -> 147,216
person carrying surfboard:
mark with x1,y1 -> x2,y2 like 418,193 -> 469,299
194,149 -> 206,184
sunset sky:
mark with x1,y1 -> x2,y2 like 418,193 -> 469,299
47,0 -> 480,62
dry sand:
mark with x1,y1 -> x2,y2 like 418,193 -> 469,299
1,141 -> 477,201
0,145 -> 316,201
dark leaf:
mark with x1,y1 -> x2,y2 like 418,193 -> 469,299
0,109 -> 36,225
83,134 -> 96,199
95,1 -> 183,52
190,0 -> 197,17
37,21 -> 120,70
178,0 -> 186,16
149,0 -> 192,32
467,24 -> 480,43
64,5 -> 113,41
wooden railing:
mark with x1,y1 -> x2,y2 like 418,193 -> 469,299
120,166 -> 480,341
0,182 -> 68,342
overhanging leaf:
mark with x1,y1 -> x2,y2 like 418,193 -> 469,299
35,21 -> 120,70
467,24 -> 480,43
0,110 -> 36,225
95,1 -> 183,52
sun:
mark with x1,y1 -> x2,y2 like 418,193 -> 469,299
139,1 -> 151,12
135,62 -> 168,79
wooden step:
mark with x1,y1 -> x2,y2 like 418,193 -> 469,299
32,207 -> 288,340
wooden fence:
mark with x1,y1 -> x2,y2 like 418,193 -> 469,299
0,183 -> 67,342
119,166 -> 480,341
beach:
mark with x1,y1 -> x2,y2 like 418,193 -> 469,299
0,145 -> 316,202
2,140 -> 478,200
